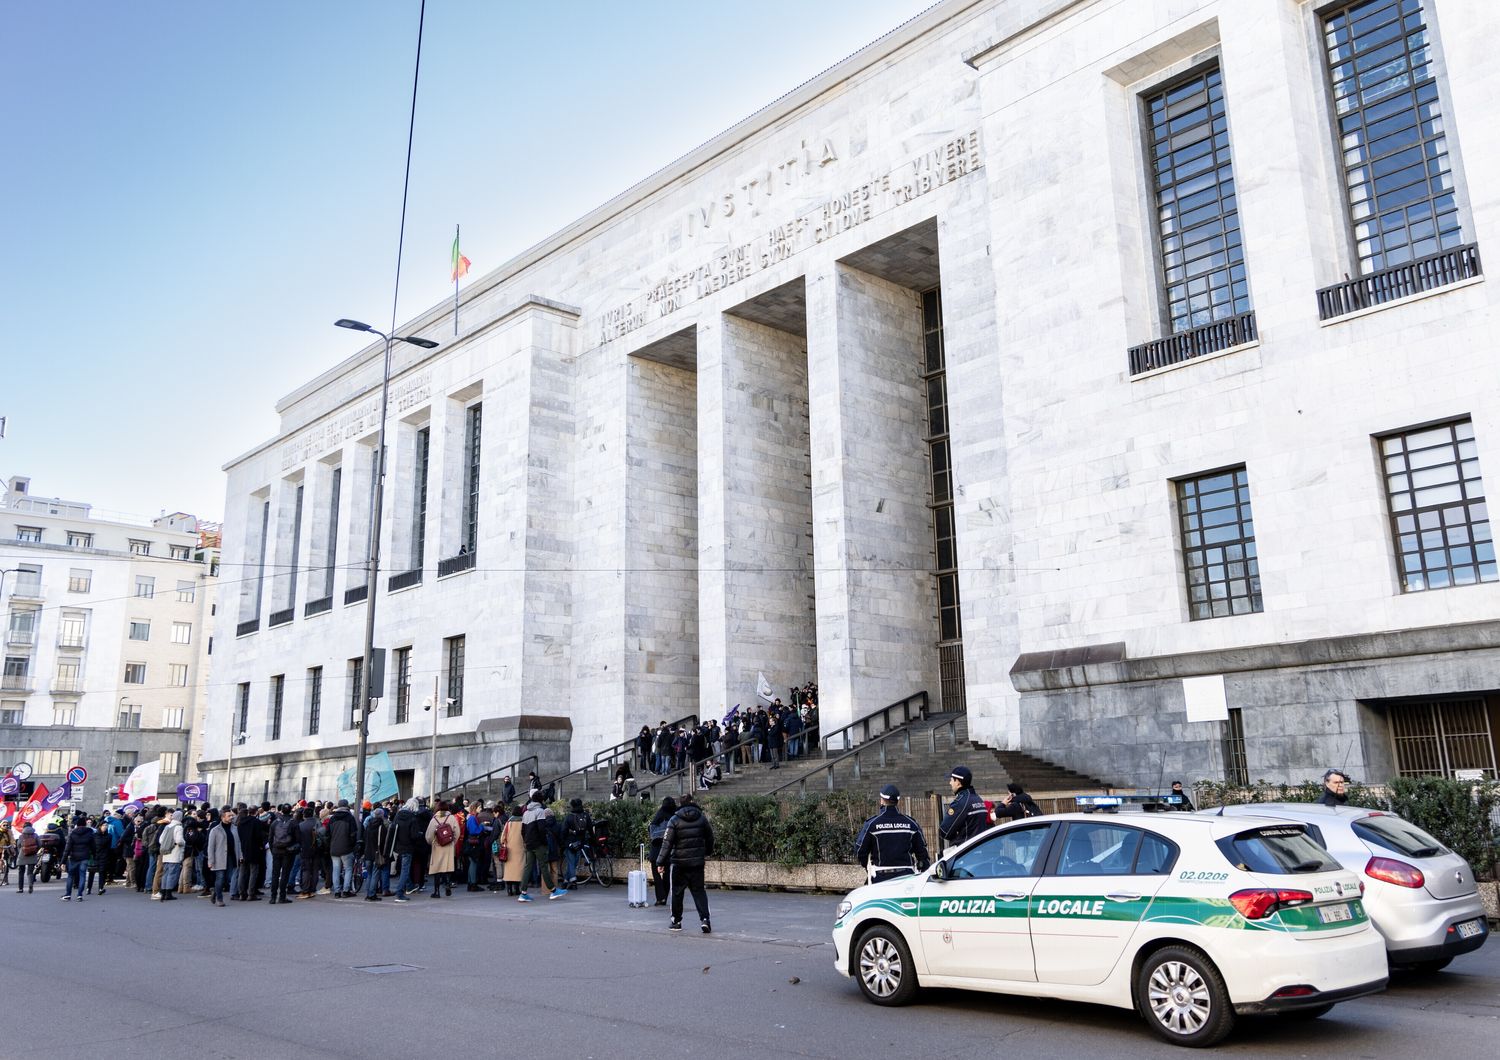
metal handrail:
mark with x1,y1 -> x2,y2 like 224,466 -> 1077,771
764,721 -> 921,797
436,753 -> 539,800
592,712 -> 698,770
634,747 -> 741,801
819,691 -> 928,757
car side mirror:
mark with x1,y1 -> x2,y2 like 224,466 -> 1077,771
932,859 -> 949,882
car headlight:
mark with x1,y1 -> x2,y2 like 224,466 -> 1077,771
836,900 -> 852,921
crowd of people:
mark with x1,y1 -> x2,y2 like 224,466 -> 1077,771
633,683 -> 821,791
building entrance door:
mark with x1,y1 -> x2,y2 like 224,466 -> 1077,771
1389,696 -> 1498,778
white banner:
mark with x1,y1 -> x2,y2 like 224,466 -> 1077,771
121,759 -> 162,803
756,672 -> 774,702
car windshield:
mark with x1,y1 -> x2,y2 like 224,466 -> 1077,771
1216,825 -> 1340,874
1352,814 -> 1445,859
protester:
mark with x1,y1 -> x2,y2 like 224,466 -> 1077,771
518,796 -> 565,902
657,792 -> 713,933
62,816 -> 94,902
206,808 -> 241,907
158,811 -> 186,902
648,796 -> 677,907
424,801 -> 458,898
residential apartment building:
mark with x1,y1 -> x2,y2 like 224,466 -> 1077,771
1,476 -> 218,803
210,0 -> 1498,798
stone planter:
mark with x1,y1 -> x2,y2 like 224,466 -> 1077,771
1479,881 -> 1498,922
601,857 -> 858,893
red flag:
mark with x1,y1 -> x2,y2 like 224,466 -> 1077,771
16,782 -> 49,827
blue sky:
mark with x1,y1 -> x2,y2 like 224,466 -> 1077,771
0,0 -> 935,521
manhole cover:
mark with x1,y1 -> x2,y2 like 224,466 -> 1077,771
353,964 -> 421,974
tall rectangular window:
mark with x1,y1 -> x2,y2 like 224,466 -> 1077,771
236,682 -> 250,738
134,576 -> 155,599
462,405 -> 482,553
168,663 -> 189,687
444,635 -> 465,717
393,646 -> 411,724
347,657 -> 364,730
128,620 -> 151,641
53,660 -> 80,693
58,613 -> 85,648
1144,64 -> 1249,333
160,751 -> 181,776
269,674 -> 285,740
1381,419 -> 1493,591
117,703 -> 141,729
413,427 -> 430,570
1176,467 -> 1262,620
124,662 -> 146,684
1321,0 -> 1464,273
307,666 -> 322,736
287,483 -> 304,611
253,499 -> 270,618
325,467 -> 341,598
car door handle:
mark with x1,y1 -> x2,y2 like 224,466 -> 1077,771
1106,892 -> 1142,902
994,891 -> 1026,901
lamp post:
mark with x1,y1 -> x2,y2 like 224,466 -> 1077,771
225,727 -> 246,806
422,681 -> 456,803
334,319 -> 438,809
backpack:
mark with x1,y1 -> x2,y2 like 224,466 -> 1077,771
433,818 -> 455,847
158,825 -> 177,856
272,817 -> 296,850
19,833 -> 38,857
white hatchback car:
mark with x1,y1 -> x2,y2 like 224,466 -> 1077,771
1215,803 -> 1490,971
832,812 -> 1388,1047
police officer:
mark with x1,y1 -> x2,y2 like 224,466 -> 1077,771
854,785 -> 930,883
939,766 -> 990,853
1169,780 -> 1194,811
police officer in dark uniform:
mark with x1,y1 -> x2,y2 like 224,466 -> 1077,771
854,785 -> 930,883
939,765 -> 991,853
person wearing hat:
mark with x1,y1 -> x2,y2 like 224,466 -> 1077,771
1168,780 -> 1194,812
561,797 -> 595,888
939,765 -> 990,854
854,785 -> 930,883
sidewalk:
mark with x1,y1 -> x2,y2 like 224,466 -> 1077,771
356,882 -> 840,947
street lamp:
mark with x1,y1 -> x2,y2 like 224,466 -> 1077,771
225,730 -> 246,806
422,691 -> 457,802
334,318 -> 439,808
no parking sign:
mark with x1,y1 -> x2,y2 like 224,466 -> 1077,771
67,765 -> 87,786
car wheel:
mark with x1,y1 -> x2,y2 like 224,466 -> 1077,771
1393,957 -> 1453,975
855,925 -> 918,1006
1135,945 -> 1234,1048
1280,1003 -> 1334,1021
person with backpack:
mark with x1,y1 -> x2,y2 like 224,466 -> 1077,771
390,797 -> 420,902
157,811 -> 186,901
517,796 -> 565,902
561,798 -> 595,888
997,782 -> 1041,821
463,804 -> 492,891
15,823 -> 40,893
362,808 -> 390,901
267,805 -> 298,905
423,801 -> 458,898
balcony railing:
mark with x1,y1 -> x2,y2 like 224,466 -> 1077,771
1128,310 -> 1257,376
304,596 -> 333,617
57,635 -> 86,650
1317,243 -> 1482,321
437,551 -> 476,578
268,607 -> 294,628
9,582 -> 44,600
5,628 -> 35,647
0,676 -> 34,693
51,678 -> 82,695
235,618 -> 260,637
388,568 -> 423,592
344,584 -> 369,605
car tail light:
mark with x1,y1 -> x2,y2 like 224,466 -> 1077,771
1271,985 -> 1318,998
1366,857 -> 1424,888
1229,888 -> 1315,920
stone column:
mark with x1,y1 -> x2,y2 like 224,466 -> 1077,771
805,261 -> 937,734
696,312 -> 816,718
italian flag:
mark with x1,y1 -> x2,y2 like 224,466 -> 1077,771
451,232 -> 471,283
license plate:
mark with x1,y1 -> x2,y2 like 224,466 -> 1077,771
1318,903 -> 1353,924
39,854 -> 50,864
1456,918 -> 1485,939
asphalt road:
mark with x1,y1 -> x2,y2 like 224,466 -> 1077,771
1,877 -> 1495,1058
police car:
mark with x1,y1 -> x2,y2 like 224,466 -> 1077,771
832,812 -> 1388,1047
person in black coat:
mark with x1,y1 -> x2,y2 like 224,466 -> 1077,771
391,798 -> 421,901
325,802 -> 359,897
233,808 -> 264,901
647,796 -> 677,906
939,766 -> 991,851
294,809 -> 319,898
362,809 -> 390,901
62,819 -> 95,901
657,793 -> 715,933
87,822 -> 113,895
997,782 -> 1041,821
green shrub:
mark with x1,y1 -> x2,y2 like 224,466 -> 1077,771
703,795 -> 782,862
1192,778 -> 1382,809
589,797 -> 654,857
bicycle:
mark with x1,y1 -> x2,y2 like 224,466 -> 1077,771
569,839 -> 612,888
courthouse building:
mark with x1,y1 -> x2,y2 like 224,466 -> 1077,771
208,0 -> 1500,799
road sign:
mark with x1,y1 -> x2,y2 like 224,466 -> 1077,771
0,776 -> 17,796
67,765 -> 87,786
12,762 -> 32,781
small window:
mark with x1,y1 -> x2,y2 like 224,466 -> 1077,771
134,576 -> 155,599
1055,822 -> 1143,876
1216,826 -> 1340,875
162,707 -> 185,729
169,544 -> 191,561
0,701 -> 22,726
128,620 -> 151,641
160,751 -> 181,775
950,825 -> 1053,880
67,531 -> 93,548
117,704 -> 142,729
168,663 -> 189,687
128,539 -> 151,556
15,526 -> 42,543
176,580 -> 196,603
53,705 -> 76,727
68,569 -> 92,593
113,751 -> 137,777
171,622 -> 191,644
1134,832 -> 1178,875
123,662 -> 146,684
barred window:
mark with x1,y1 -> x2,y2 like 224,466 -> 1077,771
1144,64 -> 1250,332
445,635 -> 465,717
269,674 -> 285,741
307,666 -> 322,736
462,405 -> 482,553
1321,0 -> 1464,272
394,646 -> 411,725
236,682 -> 250,738
1381,419 -> 1493,591
347,657 -> 364,730
1176,467 -> 1262,620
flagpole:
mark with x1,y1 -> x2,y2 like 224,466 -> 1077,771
453,223 -> 460,335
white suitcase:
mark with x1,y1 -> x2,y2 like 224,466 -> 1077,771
627,870 -> 649,907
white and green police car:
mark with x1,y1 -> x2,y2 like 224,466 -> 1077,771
832,811 -> 1388,1047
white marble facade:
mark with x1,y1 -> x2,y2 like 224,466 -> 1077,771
209,0 -> 1500,797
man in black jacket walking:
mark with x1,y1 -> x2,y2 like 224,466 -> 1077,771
657,793 -> 714,933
